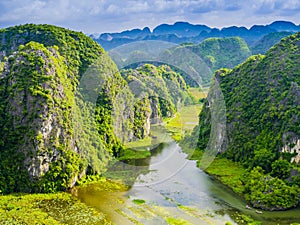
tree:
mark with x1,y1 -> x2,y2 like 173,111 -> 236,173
271,159 -> 291,180
253,148 -> 275,172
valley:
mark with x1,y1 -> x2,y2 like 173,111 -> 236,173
0,22 -> 299,225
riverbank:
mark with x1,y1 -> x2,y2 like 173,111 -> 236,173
173,99 -> 300,213
197,154 -> 300,225
198,155 -> 246,195
164,104 -> 202,142
2,99 -> 299,225
164,102 -> 247,197
196,150 -> 300,212
174,118 -> 300,225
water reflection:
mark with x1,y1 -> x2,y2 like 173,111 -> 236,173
76,130 -> 300,225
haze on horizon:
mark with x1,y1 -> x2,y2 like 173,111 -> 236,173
0,0 -> 300,34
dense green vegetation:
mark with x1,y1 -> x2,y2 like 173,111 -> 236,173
157,37 -> 251,87
0,24 -> 196,194
187,37 -> 252,72
0,24 -> 104,77
0,40 -> 84,193
251,31 -> 293,54
1,22 -> 300,223
0,24 -> 139,193
121,64 -> 192,121
197,32 -> 300,210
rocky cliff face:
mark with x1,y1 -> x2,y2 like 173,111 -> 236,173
7,43 -> 74,178
0,24 -> 137,193
196,32 -> 300,211
0,41 -> 82,192
0,24 -> 191,193
282,133 -> 300,163
198,32 -> 300,164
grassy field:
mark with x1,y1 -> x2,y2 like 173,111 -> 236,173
124,136 -> 152,150
165,104 -> 202,141
189,87 -> 208,101
163,87 -> 207,141
118,148 -> 151,160
201,157 -> 247,195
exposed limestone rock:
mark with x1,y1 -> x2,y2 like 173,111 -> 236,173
282,133 -> 300,163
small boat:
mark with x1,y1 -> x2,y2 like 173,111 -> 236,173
255,210 -> 263,214
245,205 -> 251,209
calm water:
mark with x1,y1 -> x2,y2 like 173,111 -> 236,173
75,130 -> 300,225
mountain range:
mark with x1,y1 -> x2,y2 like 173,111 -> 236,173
92,21 -> 300,50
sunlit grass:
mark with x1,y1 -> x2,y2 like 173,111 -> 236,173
165,104 -> 202,141
189,87 -> 208,101
124,136 -> 152,149
201,157 -> 247,195
164,87 -> 205,141
118,148 -> 151,160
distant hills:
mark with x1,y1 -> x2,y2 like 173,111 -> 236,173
107,36 -> 251,87
92,21 -> 300,51
251,31 -> 293,54
186,37 -> 251,72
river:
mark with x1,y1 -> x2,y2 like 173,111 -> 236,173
75,128 -> 300,225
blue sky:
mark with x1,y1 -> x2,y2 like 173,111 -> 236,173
0,0 -> 300,34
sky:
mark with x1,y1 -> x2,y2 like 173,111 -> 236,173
0,0 -> 300,34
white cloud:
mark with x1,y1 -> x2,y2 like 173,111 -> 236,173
0,0 -> 299,33
282,0 -> 300,10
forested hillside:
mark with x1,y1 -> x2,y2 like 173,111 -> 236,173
121,64 -> 191,135
0,24 -> 193,194
0,24 -> 129,193
251,31 -> 293,54
186,37 -> 251,72
197,32 -> 300,210
155,37 -> 252,87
